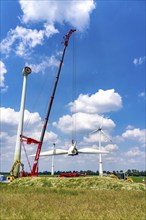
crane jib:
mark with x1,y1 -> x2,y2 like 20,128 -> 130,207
30,29 -> 76,176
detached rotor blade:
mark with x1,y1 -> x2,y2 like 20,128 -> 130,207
29,149 -> 68,157
78,148 -> 109,154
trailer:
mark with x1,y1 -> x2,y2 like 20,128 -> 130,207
59,172 -> 86,178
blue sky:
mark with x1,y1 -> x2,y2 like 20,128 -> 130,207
0,0 -> 145,173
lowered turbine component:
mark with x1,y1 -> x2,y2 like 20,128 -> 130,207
29,141 -> 109,157
77,148 -> 109,154
30,149 -> 68,157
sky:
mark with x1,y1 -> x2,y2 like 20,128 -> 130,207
0,0 -> 145,173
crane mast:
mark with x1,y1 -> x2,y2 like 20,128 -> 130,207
21,29 -> 76,176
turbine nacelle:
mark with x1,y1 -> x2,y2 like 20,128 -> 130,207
22,66 -> 31,76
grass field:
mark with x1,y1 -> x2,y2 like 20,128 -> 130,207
131,176 -> 145,183
0,176 -> 145,220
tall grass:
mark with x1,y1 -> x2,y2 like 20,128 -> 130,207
0,176 -> 145,220
9,176 -> 146,191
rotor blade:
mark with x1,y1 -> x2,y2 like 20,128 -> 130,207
101,130 -> 112,142
89,128 -> 100,135
29,149 -> 68,157
78,148 -> 109,154
99,115 -> 104,128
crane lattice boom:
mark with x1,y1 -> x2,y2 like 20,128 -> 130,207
21,29 -> 76,176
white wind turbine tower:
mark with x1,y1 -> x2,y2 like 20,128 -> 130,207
90,125 -> 112,177
51,143 -> 56,175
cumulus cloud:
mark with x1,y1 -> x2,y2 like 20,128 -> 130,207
53,89 -> 122,138
1,107 -> 40,126
19,0 -> 96,32
0,107 -> 58,171
1,106 -> 144,172
0,25 -> 59,57
126,125 -> 135,130
83,123 -> 115,145
133,56 -> 146,65
0,107 -> 58,142
0,107 -> 60,171
104,144 -> 119,152
125,147 -> 144,157
53,112 -> 115,134
0,60 -> 8,91
69,89 -> 122,114
26,54 -> 59,74
1,1 -> 95,58
122,128 -> 146,145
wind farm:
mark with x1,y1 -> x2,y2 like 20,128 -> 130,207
5,29 -> 111,181
1,1 -> 145,220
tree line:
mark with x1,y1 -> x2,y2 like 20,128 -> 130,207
39,169 -> 146,176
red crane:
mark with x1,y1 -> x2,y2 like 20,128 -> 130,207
21,29 -> 76,177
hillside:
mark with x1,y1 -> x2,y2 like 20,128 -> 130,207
1,176 -> 145,220
10,176 -> 145,191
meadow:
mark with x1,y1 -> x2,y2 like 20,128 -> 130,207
0,176 -> 145,220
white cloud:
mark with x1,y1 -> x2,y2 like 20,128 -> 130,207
104,144 -> 119,152
0,107 -> 58,142
1,26 -> 43,56
43,23 -> 59,38
0,60 -> 8,91
125,147 -> 144,157
1,107 -> 60,171
53,112 -> 115,134
0,25 -> 59,57
133,56 -> 146,65
1,107 -> 40,126
126,125 -> 135,130
113,135 -> 124,143
69,89 -> 122,114
1,107 -> 145,172
1,107 -> 18,127
19,0 -> 96,32
1,1 -> 95,58
122,128 -> 146,145
82,124 -> 115,145
53,89 -> 121,140
26,55 -> 59,74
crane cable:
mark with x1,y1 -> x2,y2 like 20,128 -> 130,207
23,44 -> 62,137
22,141 -> 31,172
71,32 -> 77,142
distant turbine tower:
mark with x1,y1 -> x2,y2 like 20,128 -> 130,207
98,128 -> 103,176
90,126 -> 112,177
13,67 -> 31,177
51,143 -> 55,175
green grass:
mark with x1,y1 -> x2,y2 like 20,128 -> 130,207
0,176 -> 145,220
8,176 -> 146,191
131,176 -> 146,183
37,175 -> 146,183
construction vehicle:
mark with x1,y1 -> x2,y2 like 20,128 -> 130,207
19,29 -> 76,177
7,160 -> 28,182
109,171 -> 133,182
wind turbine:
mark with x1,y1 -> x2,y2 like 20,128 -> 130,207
13,67 -> 31,177
90,126 -> 112,177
